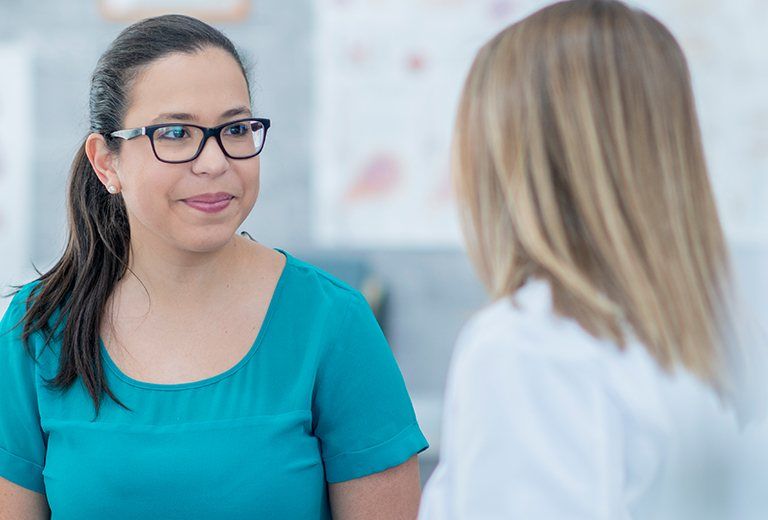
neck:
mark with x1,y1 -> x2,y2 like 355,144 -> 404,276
117,233 -> 249,312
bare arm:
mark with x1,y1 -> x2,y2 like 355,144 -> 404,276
0,478 -> 49,520
328,456 -> 421,520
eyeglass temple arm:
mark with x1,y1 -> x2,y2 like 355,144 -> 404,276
110,127 -> 146,140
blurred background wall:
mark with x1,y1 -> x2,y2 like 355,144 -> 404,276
0,0 -> 767,516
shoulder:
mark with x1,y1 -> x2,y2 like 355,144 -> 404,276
1,280 -> 44,369
278,249 -> 362,308
455,279 -> 612,368
447,280 -> 614,427
1,280 -> 42,332
1,279 -> 63,373
452,278 -> 682,434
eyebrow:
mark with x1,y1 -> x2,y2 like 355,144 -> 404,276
149,106 -> 252,124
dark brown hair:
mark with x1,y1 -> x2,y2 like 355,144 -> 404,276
16,14 -> 251,415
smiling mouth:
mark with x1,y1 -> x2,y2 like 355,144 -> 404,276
182,195 -> 235,214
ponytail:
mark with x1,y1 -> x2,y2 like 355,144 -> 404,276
19,139 -> 130,415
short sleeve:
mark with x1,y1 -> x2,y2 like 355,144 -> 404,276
0,289 -> 47,494
420,334 -> 626,519
312,291 -> 428,483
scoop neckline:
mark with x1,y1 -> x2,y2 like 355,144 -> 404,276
99,248 -> 292,391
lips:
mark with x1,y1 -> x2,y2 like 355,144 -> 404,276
183,192 -> 234,204
182,192 -> 235,214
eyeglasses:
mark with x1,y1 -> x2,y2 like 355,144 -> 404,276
109,117 -> 271,164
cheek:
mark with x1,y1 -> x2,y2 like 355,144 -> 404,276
239,160 -> 261,208
117,159 -> 178,223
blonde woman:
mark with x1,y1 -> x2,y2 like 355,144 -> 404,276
419,0 -> 756,517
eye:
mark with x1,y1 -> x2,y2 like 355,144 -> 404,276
156,125 -> 190,140
224,123 -> 251,137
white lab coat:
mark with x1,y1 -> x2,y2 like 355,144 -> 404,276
419,279 -> 767,519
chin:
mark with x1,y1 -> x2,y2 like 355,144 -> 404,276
177,226 -> 239,253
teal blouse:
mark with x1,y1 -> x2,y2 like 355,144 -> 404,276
0,250 -> 428,519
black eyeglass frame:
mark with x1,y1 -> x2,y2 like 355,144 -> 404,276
108,117 -> 271,164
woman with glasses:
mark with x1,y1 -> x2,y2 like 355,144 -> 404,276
0,15 -> 426,519
419,0 -> 755,518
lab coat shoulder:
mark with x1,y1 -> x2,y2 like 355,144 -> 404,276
434,280 -> 670,518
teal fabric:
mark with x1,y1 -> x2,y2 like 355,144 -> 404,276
0,250 -> 428,519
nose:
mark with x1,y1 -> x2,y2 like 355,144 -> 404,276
191,134 -> 229,176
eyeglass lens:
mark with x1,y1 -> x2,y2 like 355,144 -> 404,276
152,120 -> 266,162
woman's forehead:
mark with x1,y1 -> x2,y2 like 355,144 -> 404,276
124,47 -> 250,126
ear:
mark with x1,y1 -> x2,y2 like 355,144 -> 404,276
85,133 -> 121,193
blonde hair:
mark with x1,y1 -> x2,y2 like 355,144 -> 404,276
455,0 -> 733,387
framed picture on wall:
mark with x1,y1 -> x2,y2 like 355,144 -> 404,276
98,0 -> 250,22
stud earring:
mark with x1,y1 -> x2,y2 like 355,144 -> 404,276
107,185 -> 118,194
